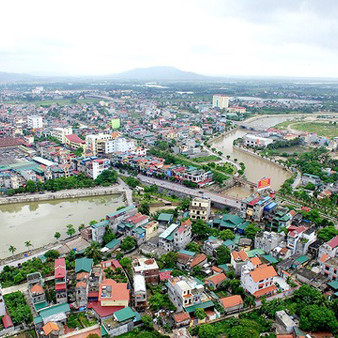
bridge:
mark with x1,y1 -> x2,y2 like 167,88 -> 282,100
233,176 -> 256,188
137,174 -> 241,209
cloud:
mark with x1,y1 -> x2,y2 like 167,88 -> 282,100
0,0 -> 337,77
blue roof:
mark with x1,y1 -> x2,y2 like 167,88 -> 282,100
39,303 -> 70,319
179,249 -> 195,256
105,238 -> 121,249
223,239 -> 234,247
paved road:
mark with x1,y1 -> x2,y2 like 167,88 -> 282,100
137,174 -> 241,208
291,171 -> 302,189
2,276 -> 55,295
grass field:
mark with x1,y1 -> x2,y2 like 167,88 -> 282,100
274,119 -> 300,129
4,98 -> 101,106
191,155 -> 221,162
293,122 -> 338,138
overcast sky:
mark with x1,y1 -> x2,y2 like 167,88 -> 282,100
1,0 -> 338,78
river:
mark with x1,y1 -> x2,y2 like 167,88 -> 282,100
0,194 -> 125,259
212,129 -> 291,195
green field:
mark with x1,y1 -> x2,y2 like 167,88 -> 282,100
192,155 -> 221,162
293,122 -> 338,138
4,98 -> 101,106
274,119 -> 300,129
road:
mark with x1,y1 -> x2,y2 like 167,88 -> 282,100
291,171 -> 301,189
2,276 -> 55,295
137,174 -> 241,208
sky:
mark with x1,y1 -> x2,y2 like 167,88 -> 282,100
1,0 -> 338,78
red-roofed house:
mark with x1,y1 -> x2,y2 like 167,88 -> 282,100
241,263 -> 278,298
205,273 -> 227,289
55,258 -> 67,304
319,235 -> 338,259
220,295 -> 244,313
2,314 -> 14,329
159,270 -> 172,281
65,134 -> 86,150
231,250 -> 249,276
99,279 -> 130,308
173,312 -> 191,327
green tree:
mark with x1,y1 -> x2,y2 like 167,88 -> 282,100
121,236 -> 137,251
318,226 -> 338,242
244,223 -> 261,240
229,326 -> 260,338
185,242 -> 200,253
44,250 -> 60,260
78,224 -> 85,232
139,202 -> 150,215
141,315 -> 153,329
25,240 -> 33,252
95,169 -> 118,186
198,324 -> 216,338
89,220 -> 97,225
103,226 -> 116,245
54,232 -> 61,240
120,257 -> 132,268
299,305 -> 337,334
66,224 -> 76,237
84,241 -> 102,263
195,308 -> 206,320
160,252 -> 178,269
25,180 -> 37,193
219,229 -> 235,240
192,219 -> 209,239
8,245 -> 16,256
215,245 -> 231,265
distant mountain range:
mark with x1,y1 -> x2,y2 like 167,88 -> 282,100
0,66 -> 210,83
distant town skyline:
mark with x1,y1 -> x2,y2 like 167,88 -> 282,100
1,0 -> 338,78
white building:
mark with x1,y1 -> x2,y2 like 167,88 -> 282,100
287,226 -> 316,255
86,133 -> 113,156
51,127 -> 73,143
212,95 -> 229,109
231,250 -> 249,276
27,115 -> 43,129
134,274 -> 147,308
243,134 -> 273,148
86,158 -> 110,179
318,236 -> 338,260
189,197 -> 211,221
241,263 -> 278,298
105,138 -> 135,154
255,231 -> 284,254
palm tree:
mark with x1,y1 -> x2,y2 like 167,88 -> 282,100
8,245 -> 16,256
25,241 -> 33,252
84,241 -> 102,263
66,224 -> 76,237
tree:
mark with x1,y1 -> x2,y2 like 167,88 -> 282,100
160,252 -> 178,269
25,241 -> 33,252
66,224 -> 76,237
192,219 -> 209,239
229,326 -> 260,338
44,249 -> 60,260
103,226 -> 116,245
185,242 -> 200,253
78,224 -> 85,232
121,236 -> 137,251
299,305 -> 337,334
139,202 -> 150,215
244,224 -> 261,240
120,257 -> 132,268
89,220 -> 97,225
54,232 -> 61,240
141,315 -> 153,329
198,324 -> 216,338
318,226 -> 338,242
8,245 -> 16,256
215,245 -> 231,265
195,308 -> 206,320
95,169 -> 118,186
219,229 -> 235,241
25,180 -> 37,193
85,241 -> 102,263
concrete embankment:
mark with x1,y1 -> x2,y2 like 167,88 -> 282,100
0,185 -> 126,205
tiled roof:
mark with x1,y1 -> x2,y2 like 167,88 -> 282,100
220,295 -> 243,308
2,315 -> 13,329
190,253 -> 207,268
206,273 -> 227,285
327,236 -> 338,249
31,284 -> 44,294
253,284 -> 277,298
75,257 -> 93,273
232,250 -> 248,262
54,258 -> 66,279
43,322 -> 59,335
250,264 -> 277,283
250,257 -> 262,266
173,312 -> 190,323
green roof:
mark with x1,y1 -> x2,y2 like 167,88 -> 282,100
223,239 -> 234,247
33,316 -> 43,324
295,255 -> 309,264
157,213 -> 173,222
34,301 -> 49,311
91,220 -> 109,229
179,249 -> 195,257
185,300 -> 214,313
105,238 -> 121,249
75,257 -> 93,273
194,277 -> 204,286
237,221 -> 250,230
208,236 -> 218,241
106,205 -> 135,218
220,221 -> 237,229
39,303 -> 70,319
262,254 -> 278,264
101,325 -> 108,337
247,248 -> 265,258
114,306 -> 137,322
328,280 -> 338,290
134,227 -> 146,235
218,264 -> 229,272
222,214 -> 244,226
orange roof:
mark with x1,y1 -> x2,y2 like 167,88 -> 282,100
190,253 -> 207,268
30,284 -> 44,294
206,273 -> 227,285
99,279 -> 130,302
253,285 -> 277,298
232,250 -> 248,262
181,219 -> 192,227
250,257 -> 262,266
220,295 -> 243,308
250,264 -> 277,282
212,266 -> 222,273
173,312 -> 190,323
76,281 -> 87,288
43,322 -> 60,335
319,254 -> 329,263
76,272 -> 89,280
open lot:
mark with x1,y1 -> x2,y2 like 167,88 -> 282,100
292,122 -> 338,138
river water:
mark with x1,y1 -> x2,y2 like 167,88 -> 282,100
0,194 -> 125,259
212,129 -> 291,196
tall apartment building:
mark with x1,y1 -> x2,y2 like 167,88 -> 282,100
86,133 -> 113,156
105,138 -> 135,154
212,95 -> 229,109
54,258 -> 67,304
189,197 -> 211,221
27,115 -> 43,129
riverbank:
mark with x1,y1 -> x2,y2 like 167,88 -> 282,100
0,185 -> 126,205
